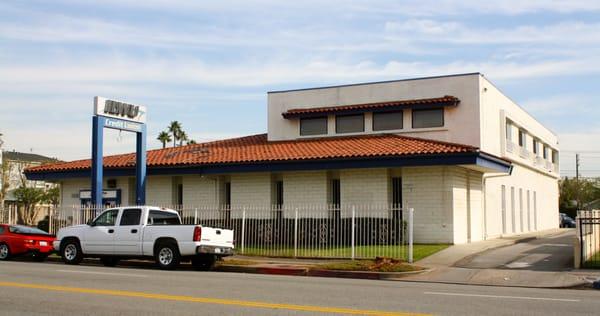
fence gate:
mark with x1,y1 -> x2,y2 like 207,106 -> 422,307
578,210 -> 600,268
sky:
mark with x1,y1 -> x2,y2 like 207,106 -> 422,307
1,0 -> 599,177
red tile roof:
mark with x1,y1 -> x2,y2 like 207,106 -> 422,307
281,95 -> 460,119
25,133 -> 478,174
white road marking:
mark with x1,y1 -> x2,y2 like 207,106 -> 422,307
56,269 -> 148,278
424,292 -> 580,302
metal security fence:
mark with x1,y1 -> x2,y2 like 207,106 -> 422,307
577,210 -> 600,268
13,204 -> 414,262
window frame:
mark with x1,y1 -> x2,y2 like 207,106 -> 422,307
506,122 -> 512,141
533,139 -> 539,155
335,113 -> 364,134
372,111 -> 403,131
93,209 -> 119,227
411,108 -> 444,129
518,129 -> 527,148
299,116 -> 328,136
119,208 -> 142,226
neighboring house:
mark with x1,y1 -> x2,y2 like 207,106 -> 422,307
1,150 -> 59,207
24,73 -> 560,244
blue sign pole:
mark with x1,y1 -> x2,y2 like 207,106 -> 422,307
136,124 -> 146,205
91,116 -> 105,208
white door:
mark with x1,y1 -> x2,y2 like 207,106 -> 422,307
83,209 -> 119,254
114,208 -> 143,255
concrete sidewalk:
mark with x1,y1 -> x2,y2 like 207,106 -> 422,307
416,228 -> 567,268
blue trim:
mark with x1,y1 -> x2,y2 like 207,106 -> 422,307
26,152 -> 511,180
91,116 -> 104,207
136,124 -> 146,205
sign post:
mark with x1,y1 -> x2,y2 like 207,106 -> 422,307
91,97 -> 147,208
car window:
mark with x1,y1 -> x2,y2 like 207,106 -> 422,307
120,209 -> 142,226
0,226 -> 4,234
147,211 -> 181,225
8,225 -> 50,235
93,209 -> 119,226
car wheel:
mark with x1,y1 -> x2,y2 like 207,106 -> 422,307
192,255 -> 216,271
0,243 -> 10,261
100,257 -> 120,267
155,242 -> 180,270
32,253 -> 48,262
61,239 -> 83,265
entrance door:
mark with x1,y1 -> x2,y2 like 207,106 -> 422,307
83,209 -> 118,254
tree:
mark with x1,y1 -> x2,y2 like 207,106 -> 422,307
44,186 -> 60,207
179,131 -> 188,146
168,121 -> 182,148
559,177 -> 600,216
14,186 -> 46,225
187,139 -> 197,145
157,131 -> 172,149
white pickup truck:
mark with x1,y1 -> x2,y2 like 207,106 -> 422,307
54,206 -> 234,270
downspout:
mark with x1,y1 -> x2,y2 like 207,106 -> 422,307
482,169 -> 512,240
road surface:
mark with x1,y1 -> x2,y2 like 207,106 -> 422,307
0,259 -> 598,315
456,230 -> 575,271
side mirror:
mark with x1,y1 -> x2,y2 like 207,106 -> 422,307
87,220 -> 95,227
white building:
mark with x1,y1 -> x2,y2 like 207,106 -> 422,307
26,73 -> 559,244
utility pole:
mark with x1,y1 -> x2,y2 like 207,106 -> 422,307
575,153 -> 581,209
576,153 -> 580,181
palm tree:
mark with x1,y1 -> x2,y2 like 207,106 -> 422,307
179,131 -> 188,146
157,131 -> 171,149
168,121 -> 182,147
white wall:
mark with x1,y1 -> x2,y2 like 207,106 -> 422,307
267,74 -> 481,148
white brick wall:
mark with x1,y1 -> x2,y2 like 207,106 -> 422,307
182,175 -> 219,206
282,171 -> 328,205
230,173 -> 272,207
340,168 -> 389,205
146,176 -> 173,206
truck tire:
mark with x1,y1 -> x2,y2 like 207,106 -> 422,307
100,257 -> 120,267
61,239 -> 83,265
192,255 -> 216,271
155,241 -> 180,270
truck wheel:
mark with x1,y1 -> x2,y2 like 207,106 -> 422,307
0,243 -> 11,261
100,257 -> 120,267
61,239 -> 83,265
192,255 -> 216,271
155,242 -> 180,270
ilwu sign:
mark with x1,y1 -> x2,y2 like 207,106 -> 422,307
91,96 -> 147,207
94,96 -> 147,123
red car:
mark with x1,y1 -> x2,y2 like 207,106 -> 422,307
0,224 -> 55,261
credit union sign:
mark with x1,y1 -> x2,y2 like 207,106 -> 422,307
94,96 -> 147,123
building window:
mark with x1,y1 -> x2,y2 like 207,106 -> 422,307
274,180 -> 283,210
533,139 -> 539,155
330,179 -> 340,209
335,114 -> 364,134
412,108 -> 444,128
511,187 -> 516,233
518,130 -> 527,148
223,182 -> 231,209
391,177 -> 402,221
543,145 -> 548,159
330,179 -> 341,218
373,111 -> 403,131
519,188 -> 524,232
551,150 -> 558,164
300,117 -> 327,136
506,122 -> 512,141
177,184 -> 183,207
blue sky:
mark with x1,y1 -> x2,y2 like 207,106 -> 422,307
1,0 -> 599,177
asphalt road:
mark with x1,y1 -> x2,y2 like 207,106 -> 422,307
1,259 -> 599,315
456,230 -> 575,271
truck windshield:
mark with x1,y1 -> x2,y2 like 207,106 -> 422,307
148,211 -> 181,225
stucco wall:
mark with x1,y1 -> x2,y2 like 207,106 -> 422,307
267,74 -> 482,148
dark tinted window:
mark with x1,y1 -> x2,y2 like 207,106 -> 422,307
8,225 -> 49,235
93,209 -> 119,226
373,111 -> 403,131
300,117 -> 327,136
120,209 -> 142,226
0,226 -> 5,234
148,211 -> 181,225
412,108 -> 444,128
336,114 -> 364,134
